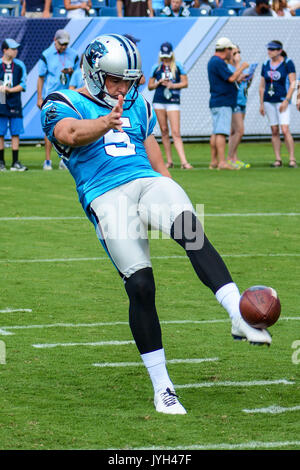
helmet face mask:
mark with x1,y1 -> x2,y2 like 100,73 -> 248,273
82,34 -> 142,109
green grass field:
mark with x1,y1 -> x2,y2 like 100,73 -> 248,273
0,142 -> 300,451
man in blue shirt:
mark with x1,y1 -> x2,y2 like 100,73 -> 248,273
37,29 -> 79,170
41,34 -> 272,415
0,39 -> 27,172
207,37 -> 249,170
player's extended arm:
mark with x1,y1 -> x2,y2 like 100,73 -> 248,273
54,95 -> 124,147
144,134 -> 171,178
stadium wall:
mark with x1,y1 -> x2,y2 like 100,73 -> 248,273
1,17 -> 299,140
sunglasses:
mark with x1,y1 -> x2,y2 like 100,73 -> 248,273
59,42 -> 69,46
233,51 -> 241,55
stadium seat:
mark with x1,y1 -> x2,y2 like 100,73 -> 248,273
295,8 -> 300,15
88,7 -> 97,16
221,0 -> 243,9
91,0 -> 105,9
154,8 -> 162,15
53,6 -> 67,16
106,0 -> 117,6
51,0 -> 64,7
99,5 -> 117,15
238,6 -> 246,14
0,6 -> 10,16
189,7 -> 210,15
211,7 -> 237,15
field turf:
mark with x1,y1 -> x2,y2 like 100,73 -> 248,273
0,142 -> 300,451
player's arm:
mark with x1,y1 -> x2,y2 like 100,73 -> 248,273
54,95 -> 124,147
144,134 -> 171,178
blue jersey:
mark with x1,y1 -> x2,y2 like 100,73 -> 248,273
41,90 -> 160,215
207,55 -> 237,108
151,61 -> 186,105
69,67 -> 84,89
261,58 -> 296,103
0,58 -> 27,117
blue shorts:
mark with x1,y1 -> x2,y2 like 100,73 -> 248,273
233,104 -> 246,114
210,106 -> 232,136
0,116 -> 24,136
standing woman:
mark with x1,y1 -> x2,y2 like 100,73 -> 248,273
148,42 -> 193,169
259,40 -> 297,167
227,45 -> 252,169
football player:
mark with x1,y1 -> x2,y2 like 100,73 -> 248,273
41,34 -> 271,415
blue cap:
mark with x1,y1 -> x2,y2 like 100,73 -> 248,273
3,38 -> 20,49
159,42 -> 173,58
267,41 -> 282,50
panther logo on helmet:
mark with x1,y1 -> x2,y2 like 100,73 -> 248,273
85,41 -> 108,67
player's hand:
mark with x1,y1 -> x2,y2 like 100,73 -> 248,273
107,94 -> 124,132
37,97 -> 44,109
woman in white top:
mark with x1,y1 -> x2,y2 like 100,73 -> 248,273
271,0 -> 293,16
64,0 -> 92,18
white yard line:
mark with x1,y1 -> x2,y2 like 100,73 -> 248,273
243,404 -> 300,415
135,440 -> 300,450
175,379 -> 294,389
33,340 -> 135,348
93,358 -> 219,368
0,317 -> 299,336
0,308 -> 32,313
1,253 -> 300,264
1,212 -> 300,222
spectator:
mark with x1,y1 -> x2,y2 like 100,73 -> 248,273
207,37 -> 249,170
21,0 -> 52,17
64,0 -> 92,18
259,40 -> 297,168
288,0 -> 300,13
37,29 -> 79,170
69,55 -> 84,90
0,39 -> 27,172
227,45 -> 252,169
242,0 -> 273,15
148,42 -> 193,169
160,0 -> 191,16
271,0 -> 293,15
117,0 -> 154,16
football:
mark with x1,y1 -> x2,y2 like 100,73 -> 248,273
239,285 -> 281,329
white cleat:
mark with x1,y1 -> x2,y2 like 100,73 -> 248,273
231,316 -> 272,346
154,387 -> 187,415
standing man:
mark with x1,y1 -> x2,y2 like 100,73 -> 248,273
41,34 -> 272,416
117,0 -> 154,16
0,39 -> 27,172
160,0 -> 190,16
37,29 -> 79,170
207,37 -> 249,170
242,0 -> 273,16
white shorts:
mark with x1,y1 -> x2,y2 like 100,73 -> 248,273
264,101 -> 290,126
153,103 -> 180,112
90,177 -> 196,278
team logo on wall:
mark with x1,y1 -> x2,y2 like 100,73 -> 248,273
85,41 -> 108,67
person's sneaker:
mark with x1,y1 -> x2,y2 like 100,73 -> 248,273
231,316 -> 272,346
0,161 -> 7,172
154,387 -> 187,415
236,160 -> 251,169
59,159 -> 68,170
10,161 -> 28,172
43,160 -> 52,170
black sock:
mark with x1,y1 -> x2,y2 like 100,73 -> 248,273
124,268 -> 162,355
12,150 -> 18,164
0,149 -> 4,164
171,211 -> 233,294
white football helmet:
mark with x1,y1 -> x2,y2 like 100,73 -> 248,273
82,34 -> 142,109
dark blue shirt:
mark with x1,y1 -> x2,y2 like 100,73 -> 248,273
0,58 -> 27,117
207,55 -> 237,108
151,61 -> 186,105
261,58 -> 296,103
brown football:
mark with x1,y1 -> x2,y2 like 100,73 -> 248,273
239,286 -> 281,329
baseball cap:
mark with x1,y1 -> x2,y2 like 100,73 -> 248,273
159,42 -> 173,58
2,38 -> 20,50
54,30 -> 70,45
123,34 -> 140,45
215,37 -> 234,50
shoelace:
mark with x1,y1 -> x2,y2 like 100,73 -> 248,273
161,388 -> 179,407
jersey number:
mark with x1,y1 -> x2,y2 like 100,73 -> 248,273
104,118 -> 136,157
